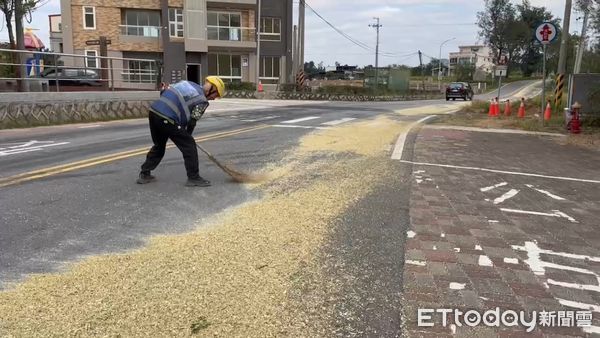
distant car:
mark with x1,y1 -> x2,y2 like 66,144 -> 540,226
41,68 -> 102,86
446,82 -> 473,101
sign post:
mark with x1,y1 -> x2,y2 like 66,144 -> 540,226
86,37 -> 112,90
535,22 -> 558,124
495,55 -> 508,101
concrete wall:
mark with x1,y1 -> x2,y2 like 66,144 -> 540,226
571,74 -> 600,116
0,91 -> 158,129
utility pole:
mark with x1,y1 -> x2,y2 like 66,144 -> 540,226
418,50 -> 425,91
255,0 -> 262,91
574,1 -> 591,74
555,0 -> 572,109
298,0 -> 305,73
369,17 -> 381,90
15,0 -> 26,92
438,37 -> 455,90
292,24 -> 298,77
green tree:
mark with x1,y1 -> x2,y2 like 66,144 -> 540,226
515,0 -> 558,76
477,0 -> 518,63
0,0 -> 44,48
454,62 -> 476,82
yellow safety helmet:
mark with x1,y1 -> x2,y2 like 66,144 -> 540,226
205,76 -> 225,98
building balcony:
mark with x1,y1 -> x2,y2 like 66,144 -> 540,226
207,26 -> 257,49
119,25 -> 162,51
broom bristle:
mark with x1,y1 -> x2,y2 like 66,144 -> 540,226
207,154 -> 264,183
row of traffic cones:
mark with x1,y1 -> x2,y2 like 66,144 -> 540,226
488,97 -> 529,119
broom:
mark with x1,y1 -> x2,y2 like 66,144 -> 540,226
196,143 -> 263,183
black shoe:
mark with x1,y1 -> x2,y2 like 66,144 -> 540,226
136,172 -> 156,184
185,177 -> 211,187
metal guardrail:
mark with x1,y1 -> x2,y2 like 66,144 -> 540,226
0,48 -> 162,92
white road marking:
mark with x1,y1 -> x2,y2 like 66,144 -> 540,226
415,170 -> 426,174
416,179 -> 423,184
557,298 -> 600,313
449,282 -> 466,290
475,245 -> 483,250
406,260 -> 427,266
0,142 -> 70,157
272,124 -> 331,130
280,116 -> 320,124
454,248 -> 461,253
321,117 -> 356,126
478,255 -> 494,267
78,124 -> 101,129
432,246 -> 437,250
583,326 -> 600,334
425,125 -> 565,137
552,210 -> 578,223
548,279 -> 600,293
398,160 -> 600,184
512,242 -> 600,295
0,148 -> 43,156
501,208 -> 578,223
390,115 -> 436,160
526,184 -> 566,201
481,182 -> 508,192
240,115 -> 280,122
488,220 -> 499,223
503,258 -> 519,264
407,231 -> 416,238
493,189 -> 520,204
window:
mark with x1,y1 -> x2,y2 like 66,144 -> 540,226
259,56 -> 280,84
83,6 -> 96,30
207,12 -> 242,41
208,53 -> 242,81
123,60 -> 158,83
121,10 -> 161,37
260,17 -> 281,41
169,8 -> 184,38
85,50 -> 98,69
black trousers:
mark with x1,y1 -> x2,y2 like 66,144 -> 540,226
140,111 -> 200,179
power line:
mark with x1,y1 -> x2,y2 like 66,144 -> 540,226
303,0 -> 412,57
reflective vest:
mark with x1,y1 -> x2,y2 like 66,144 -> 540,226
150,81 -> 209,126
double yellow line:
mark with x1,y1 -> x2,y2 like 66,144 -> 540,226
0,124 -> 270,189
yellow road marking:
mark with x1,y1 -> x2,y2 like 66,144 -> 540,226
0,125 -> 270,188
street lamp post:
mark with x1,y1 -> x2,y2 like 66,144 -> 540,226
438,37 -> 455,90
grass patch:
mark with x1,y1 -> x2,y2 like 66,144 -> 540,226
436,99 -> 600,151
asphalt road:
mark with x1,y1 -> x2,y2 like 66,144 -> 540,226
0,98 -> 457,286
0,81 -> 540,334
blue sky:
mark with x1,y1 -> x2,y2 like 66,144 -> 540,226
0,0 -> 586,67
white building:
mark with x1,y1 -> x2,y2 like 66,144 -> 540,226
448,45 -> 494,79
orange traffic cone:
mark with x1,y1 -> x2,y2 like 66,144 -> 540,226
544,100 -> 552,121
258,81 -> 264,92
493,98 -> 500,117
517,98 -> 526,118
488,99 -> 494,117
504,99 -> 511,116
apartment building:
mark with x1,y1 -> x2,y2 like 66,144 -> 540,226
49,14 -> 63,53
58,0 -> 293,89
448,45 -> 494,79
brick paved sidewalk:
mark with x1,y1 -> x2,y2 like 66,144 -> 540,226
401,127 -> 600,337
